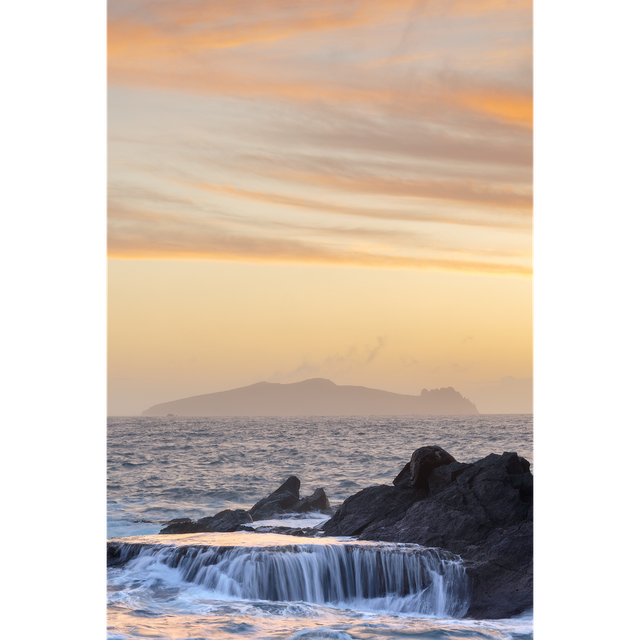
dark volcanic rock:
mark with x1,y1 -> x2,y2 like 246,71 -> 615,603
463,520 -> 533,619
243,525 -> 323,538
249,476 -> 302,520
159,518 -> 198,534
371,453 -> 531,551
159,509 -> 252,534
195,509 -> 253,532
322,485 -> 417,538
249,477 -> 332,520
322,446 -> 533,619
393,445 -> 457,493
296,487 -> 331,513
274,476 -> 302,498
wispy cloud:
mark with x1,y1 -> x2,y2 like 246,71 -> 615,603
109,1 -> 532,126
251,170 -> 532,211
186,182 -> 531,230
108,203 -> 531,276
109,0 -> 531,58
365,337 -> 387,364
108,0 -> 532,274
268,336 -> 390,383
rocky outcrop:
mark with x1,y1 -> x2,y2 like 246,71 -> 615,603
297,487 -> 331,513
249,477 -> 332,521
420,387 -> 478,415
158,480 -> 332,535
249,476 -> 302,520
321,446 -> 533,619
393,445 -> 459,493
159,509 -> 253,534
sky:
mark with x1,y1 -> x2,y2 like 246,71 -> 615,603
108,0 -> 533,415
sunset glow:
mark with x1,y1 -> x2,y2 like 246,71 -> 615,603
108,0 -> 532,415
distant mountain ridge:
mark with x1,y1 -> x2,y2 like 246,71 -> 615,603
142,378 -> 479,416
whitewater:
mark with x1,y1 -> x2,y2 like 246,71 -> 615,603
108,415 -> 533,639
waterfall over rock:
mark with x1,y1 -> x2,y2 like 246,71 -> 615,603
108,534 -> 470,618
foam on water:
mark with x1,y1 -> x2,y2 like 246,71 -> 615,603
108,532 -> 470,618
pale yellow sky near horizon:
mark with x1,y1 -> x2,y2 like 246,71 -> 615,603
107,0 -> 532,415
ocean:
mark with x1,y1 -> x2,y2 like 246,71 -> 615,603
107,415 -> 533,639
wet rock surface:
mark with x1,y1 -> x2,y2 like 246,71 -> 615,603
321,447 -> 533,619
249,476 -> 332,521
127,446 -> 531,619
159,509 -> 253,534
158,478 -> 332,535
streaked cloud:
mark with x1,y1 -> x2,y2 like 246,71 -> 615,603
109,0 -> 532,126
107,0 -> 533,415
108,0 -> 532,275
187,182 -> 531,230
108,200 -> 531,276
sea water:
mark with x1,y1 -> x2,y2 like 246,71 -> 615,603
107,415 -> 533,639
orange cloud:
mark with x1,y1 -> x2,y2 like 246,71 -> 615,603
108,0 -> 532,127
453,89 -> 532,126
188,180 -> 533,228
109,233 -> 531,277
108,0 -> 532,273
108,203 -> 531,276
108,1 -> 395,60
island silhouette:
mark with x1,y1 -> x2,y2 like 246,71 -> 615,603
142,378 -> 479,416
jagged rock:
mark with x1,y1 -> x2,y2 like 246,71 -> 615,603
249,476 -> 302,520
248,477 -> 331,520
296,487 -> 331,513
159,509 -> 253,534
419,387 -> 478,414
463,520 -> 533,619
321,485 -> 414,538
159,518 -> 197,534
322,446 -> 533,619
393,445 -> 457,493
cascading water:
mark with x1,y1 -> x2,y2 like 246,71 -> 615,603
108,533 -> 470,618
108,417 -> 535,639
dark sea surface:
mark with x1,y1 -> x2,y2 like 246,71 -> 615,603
107,415 -> 533,640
